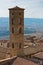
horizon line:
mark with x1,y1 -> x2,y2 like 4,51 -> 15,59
0,17 -> 43,19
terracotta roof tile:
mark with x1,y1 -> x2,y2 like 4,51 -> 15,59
12,57 -> 39,65
32,52 -> 43,59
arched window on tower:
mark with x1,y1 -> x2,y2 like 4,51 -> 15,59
12,13 -> 14,15
11,13 -> 14,17
19,13 -> 21,15
12,43 -> 14,48
19,28 -> 22,33
12,27 -> 14,33
12,18 -> 14,25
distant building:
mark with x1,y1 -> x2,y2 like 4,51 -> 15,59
9,6 -> 25,56
32,52 -> 43,65
0,40 -> 9,48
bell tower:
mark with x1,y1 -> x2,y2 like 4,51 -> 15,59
9,6 -> 25,56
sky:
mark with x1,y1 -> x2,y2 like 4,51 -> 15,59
0,0 -> 43,18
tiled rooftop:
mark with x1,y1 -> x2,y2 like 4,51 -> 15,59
24,45 -> 43,55
12,57 -> 39,65
32,52 -> 43,60
0,57 -> 40,65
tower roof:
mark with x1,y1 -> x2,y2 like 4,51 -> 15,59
9,6 -> 25,10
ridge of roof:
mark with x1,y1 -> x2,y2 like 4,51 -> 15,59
9,6 -> 25,10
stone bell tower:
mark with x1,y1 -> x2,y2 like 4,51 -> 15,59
9,6 -> 25,56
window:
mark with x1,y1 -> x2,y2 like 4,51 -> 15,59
12,27 -> 14,33
19,43 -> 21,48
19,28 -> 22,33
7,43 -> 9,48
12,43 -> 14,48
12,18 -> 14,25
12,13 -> 14,16
19,13 -> 21,15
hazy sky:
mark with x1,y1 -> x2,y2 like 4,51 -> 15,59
0,0 -> 43,18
